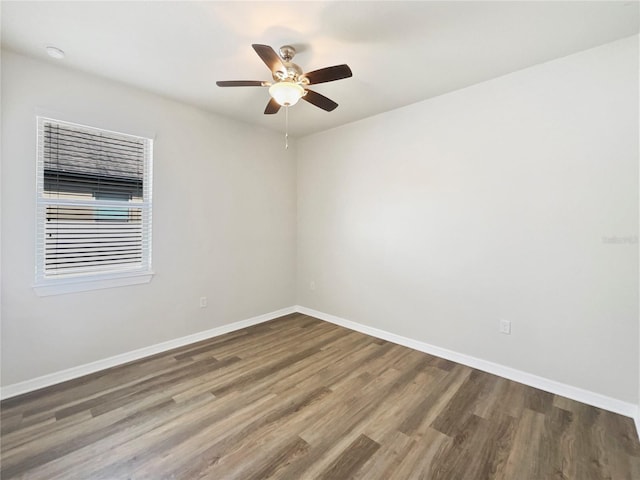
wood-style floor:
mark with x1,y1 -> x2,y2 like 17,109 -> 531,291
1,313 -> 639,479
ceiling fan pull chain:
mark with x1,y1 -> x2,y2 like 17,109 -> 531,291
285,105 -> 289,150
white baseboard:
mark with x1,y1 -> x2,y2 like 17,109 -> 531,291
296,306 -> 638,420
0,306 -> 296,400
3,303 -> 637,429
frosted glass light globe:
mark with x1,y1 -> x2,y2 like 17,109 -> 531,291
269,82 -> 304,106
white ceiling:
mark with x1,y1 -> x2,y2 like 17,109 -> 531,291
2,1 -> 638,137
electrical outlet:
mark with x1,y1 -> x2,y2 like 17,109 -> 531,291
309,281 -> 316,291
199,296 -> 207,308
499,319 -> 511,335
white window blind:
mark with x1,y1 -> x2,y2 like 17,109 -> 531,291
36,117 -> 153,284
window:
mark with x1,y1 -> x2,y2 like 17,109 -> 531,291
35,117 -> 153,295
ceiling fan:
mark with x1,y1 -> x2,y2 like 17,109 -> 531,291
217,44 -> 352,114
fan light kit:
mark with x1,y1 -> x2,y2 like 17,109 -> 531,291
269,81 -> 305,106
217,44 -> 352,148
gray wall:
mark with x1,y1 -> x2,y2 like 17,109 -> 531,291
297,36 -> 639,403
1,51 -> 297,385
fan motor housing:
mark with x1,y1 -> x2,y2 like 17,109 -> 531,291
273,46 -> 304,82
273,62 -> 303,82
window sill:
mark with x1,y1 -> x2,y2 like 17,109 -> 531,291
33,271 -> 154,296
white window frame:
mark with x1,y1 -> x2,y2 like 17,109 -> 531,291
33,117 -> 154,296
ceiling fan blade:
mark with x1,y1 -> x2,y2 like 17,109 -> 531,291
302,89 -> 339,112
303,64 -> 352,85
216,80 -> 267,87
252,44 -> 284,73
264,98 -> 281,115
